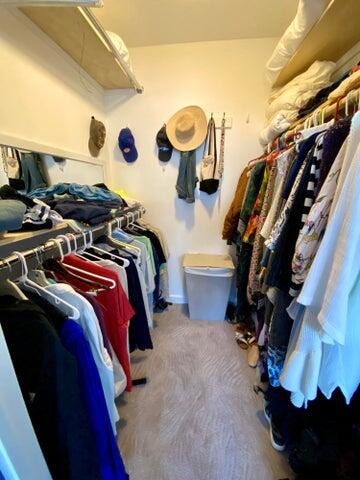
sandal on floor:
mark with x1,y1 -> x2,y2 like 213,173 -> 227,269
247,344 -> 259,368
246,333 -> 256,346
235,332 -> 249,350
235,331 -> 256,350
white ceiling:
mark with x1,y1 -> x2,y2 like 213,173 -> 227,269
93,0 -> 299,48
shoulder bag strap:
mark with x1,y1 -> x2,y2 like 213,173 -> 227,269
211,118 -> 217,177
202,119 -> 211,158
218,115 -> 225,179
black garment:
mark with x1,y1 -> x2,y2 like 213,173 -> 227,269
45,199 -> 112,225
125,226 -> 166,304
288,387 -> 360,479
18,219 -> 53,231
316,117 -> 351,195
25,289 -> 68,332
44,196 -> 122,211
297,79 -> 343,118
235,161 -> 266,324
0,295 -> 100,480
125,255 -> 154,351
0,184 -> 35,207
86,248 -> 153,352
282,133 -> 319,200
133,226 -> 167,265
93,183 -> 110,191
266,384 -> 304,448
235,241 -> 253,325
267,144 -> 315,290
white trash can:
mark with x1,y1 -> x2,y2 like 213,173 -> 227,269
183,253 -> 235,321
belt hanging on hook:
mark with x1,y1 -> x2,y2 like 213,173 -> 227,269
218,112 -> 226,180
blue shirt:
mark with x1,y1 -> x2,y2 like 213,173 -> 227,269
60,320 -> 128,480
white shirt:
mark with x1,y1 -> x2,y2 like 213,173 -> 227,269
45,283 -> 119,432
280,112 -> 360,407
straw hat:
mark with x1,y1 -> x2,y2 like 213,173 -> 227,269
166,106 -> 207,152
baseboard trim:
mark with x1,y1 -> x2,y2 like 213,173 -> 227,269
168,294 -> 187,304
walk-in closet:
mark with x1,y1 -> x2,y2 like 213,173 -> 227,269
1,1 -> 360,479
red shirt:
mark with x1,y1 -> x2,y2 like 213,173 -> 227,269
58,255 -> 134,391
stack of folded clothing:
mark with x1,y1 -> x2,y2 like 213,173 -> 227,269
260,60 -> 336,146
0,184 -> 63,233
29,182 -> 126,226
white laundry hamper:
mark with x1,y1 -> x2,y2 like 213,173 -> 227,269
183,253 -> 234,321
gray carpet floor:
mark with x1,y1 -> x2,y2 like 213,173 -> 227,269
116,305 -> 292,480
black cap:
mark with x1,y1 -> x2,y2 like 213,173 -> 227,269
156,125 -> 173,162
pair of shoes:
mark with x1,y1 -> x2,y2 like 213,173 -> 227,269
263,402 -> 286,452
235,330 -> 256,350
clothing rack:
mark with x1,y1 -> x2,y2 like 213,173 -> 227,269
0,204 -> 145,283
267,86 -> 360,152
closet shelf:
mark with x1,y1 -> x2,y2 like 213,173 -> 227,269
274,0 -> 360,88
0,223 -> 70,257
0,205 -> 143,281
19,5 -> 143,92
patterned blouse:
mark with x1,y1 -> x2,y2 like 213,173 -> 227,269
291,137 -> 348,287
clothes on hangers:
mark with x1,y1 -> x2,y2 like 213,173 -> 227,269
280,111 -> 360,408
43,282 -> 119,430
0,204 -> 167,479
24,290 -> 128,480
55,255 -> 134,391
226,102 -> 360,421
0,295 -> 102,480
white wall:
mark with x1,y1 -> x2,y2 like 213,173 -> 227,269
105,38 -> 278,302
0,7 -> 108,169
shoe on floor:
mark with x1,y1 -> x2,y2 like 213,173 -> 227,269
263,401 -> 271,424
247,344 -> 259,368
270,420 -> 286,452
263,402 -> 285,452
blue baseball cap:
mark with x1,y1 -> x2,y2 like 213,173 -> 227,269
118,128 -> 138,162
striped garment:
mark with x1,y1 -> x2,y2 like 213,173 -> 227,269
289,133 -> 325,296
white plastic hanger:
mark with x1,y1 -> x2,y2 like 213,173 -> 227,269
0,279 -> 28,300
110,216 -> 142,257
70,231 -> 106,262
127,211 -> 146,232
75,230 -> 105,262
88,228 -> 131,267
54,235 -> 117,289
345,92 -> 350,117
12,250 -> 81,320
27,246 -> 51,287
0,258 -> 28,299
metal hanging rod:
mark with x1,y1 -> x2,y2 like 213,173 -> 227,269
0,204 -> 145,282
